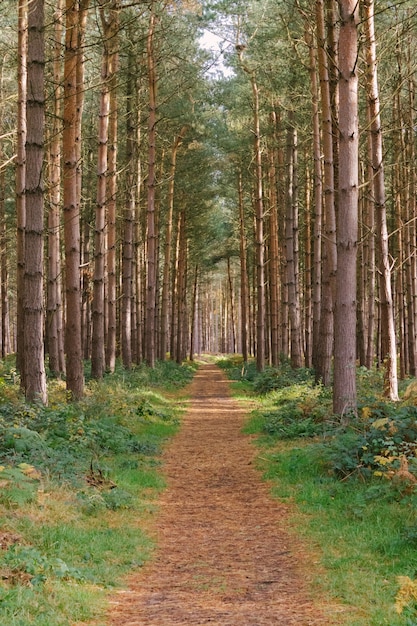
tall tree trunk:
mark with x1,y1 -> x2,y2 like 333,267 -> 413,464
47,0 -> 65,377
0,60 -> 10,357
333,0 -> 359,416
253,77 -> 265,372
91,12 -> 110,379
160,127 -> 187,360
24,0 -> 47,403
316,0 -> 336,385
105,0 -> 120,374
121,40 -> 136,370
175,210 -> 187,364
304,163 -> 313,368
285,115 -> 303,368
227,257 -> 236,353
305,23 -> 322,372
63,0 -> 86,400
16,0 -> 27,381
268,111 -> 280,367
364,117 -> 376,369
189,264 -> 198,361
238,169 -> 249,363
238,47 -> 265,370
363,0 -> 398,400
145,3 -> 157,367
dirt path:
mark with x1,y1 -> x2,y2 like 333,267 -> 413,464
107,364 -> 342,625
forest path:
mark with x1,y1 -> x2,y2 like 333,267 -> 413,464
106,364 -> 343,625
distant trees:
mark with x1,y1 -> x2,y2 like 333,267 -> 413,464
1,0 -> 417,413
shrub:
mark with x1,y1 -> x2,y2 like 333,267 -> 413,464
253,363 -> 314,394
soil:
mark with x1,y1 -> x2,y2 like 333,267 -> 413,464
106,364 -> 345,626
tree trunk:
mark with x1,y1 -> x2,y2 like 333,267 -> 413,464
189,264 -> 198,361
285,116 -> 303,368
363,0 -> 398,400
160,127 -> 187,360
305,23 -> 322,372
47,0 -> 65,377
91,14 -> 110,380
121,40 -> 136,370
0,61 -> 10,357
316,0 -> 336,385
63,0 -> 86,400
24,0 -> 47,403
105,0 -> 120,374
304,163 -> 313,368
333,0 -> 359,416
227,257 -> 236,353
145,3 -> 157,367
238,170 -> 249,363
16,0 -> 27,381
268,111 -> 280,367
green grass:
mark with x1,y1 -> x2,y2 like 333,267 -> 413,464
258,441 -> 417,625
0,357 -> 194,626
218,356 -> 417,625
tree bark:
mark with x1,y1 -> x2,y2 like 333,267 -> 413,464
237,170 -> 250,363
47,0 -> 65,377
316,0 -> 336,385
105,0 -> 120,374
63,0 -> 86,400
145,3 -> 157,367
16,0 -> 27,381
363,0 -> 398,400
305,23 -> 322,373
285,116 -> 303,368
333,0 -> 359,416
91,18 -> 110,380
24,0 -> 47,403
268,111 -> 280,367
160,127 -> 187,360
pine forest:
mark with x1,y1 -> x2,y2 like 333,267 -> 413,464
1,0 -> 417,414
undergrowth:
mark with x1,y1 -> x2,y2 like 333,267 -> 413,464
0,357 -> 195,626
219,355 -> 417,625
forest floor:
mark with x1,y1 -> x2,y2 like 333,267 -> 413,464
103,363 -> 346,625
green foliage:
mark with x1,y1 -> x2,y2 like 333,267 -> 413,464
244,363 -> 417,624
0,357 -> 192,626
253,363 -> 315,394
217,355 -> 253,376
321,402 -> 417,480
2,545 -> 87,587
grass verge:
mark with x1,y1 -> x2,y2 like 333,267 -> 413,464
0,358 -> 196,626
218,355 -> 417,626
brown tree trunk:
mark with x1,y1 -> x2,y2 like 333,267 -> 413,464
145,3 -> 157,367
24,0 -> 47,403
105,0 -> 120,374
304,163 -> 313,368
91,12 -> 111,380
63,0 -> 86,400
16,0 -> 27,381
363,0 -> 398,400
227,257 -> 236,353
268,111 -> 280,367
305,23 -> 322,372
238,170 -> 249,363
160,127 -> 187,360
0,61 -> 10,357
316,0 -> 336,385
189,264 -> 198,361
285,116 -> 303,368
47,0 -> 65,377
121,42 -> 136,370
333,0 -> 359,416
